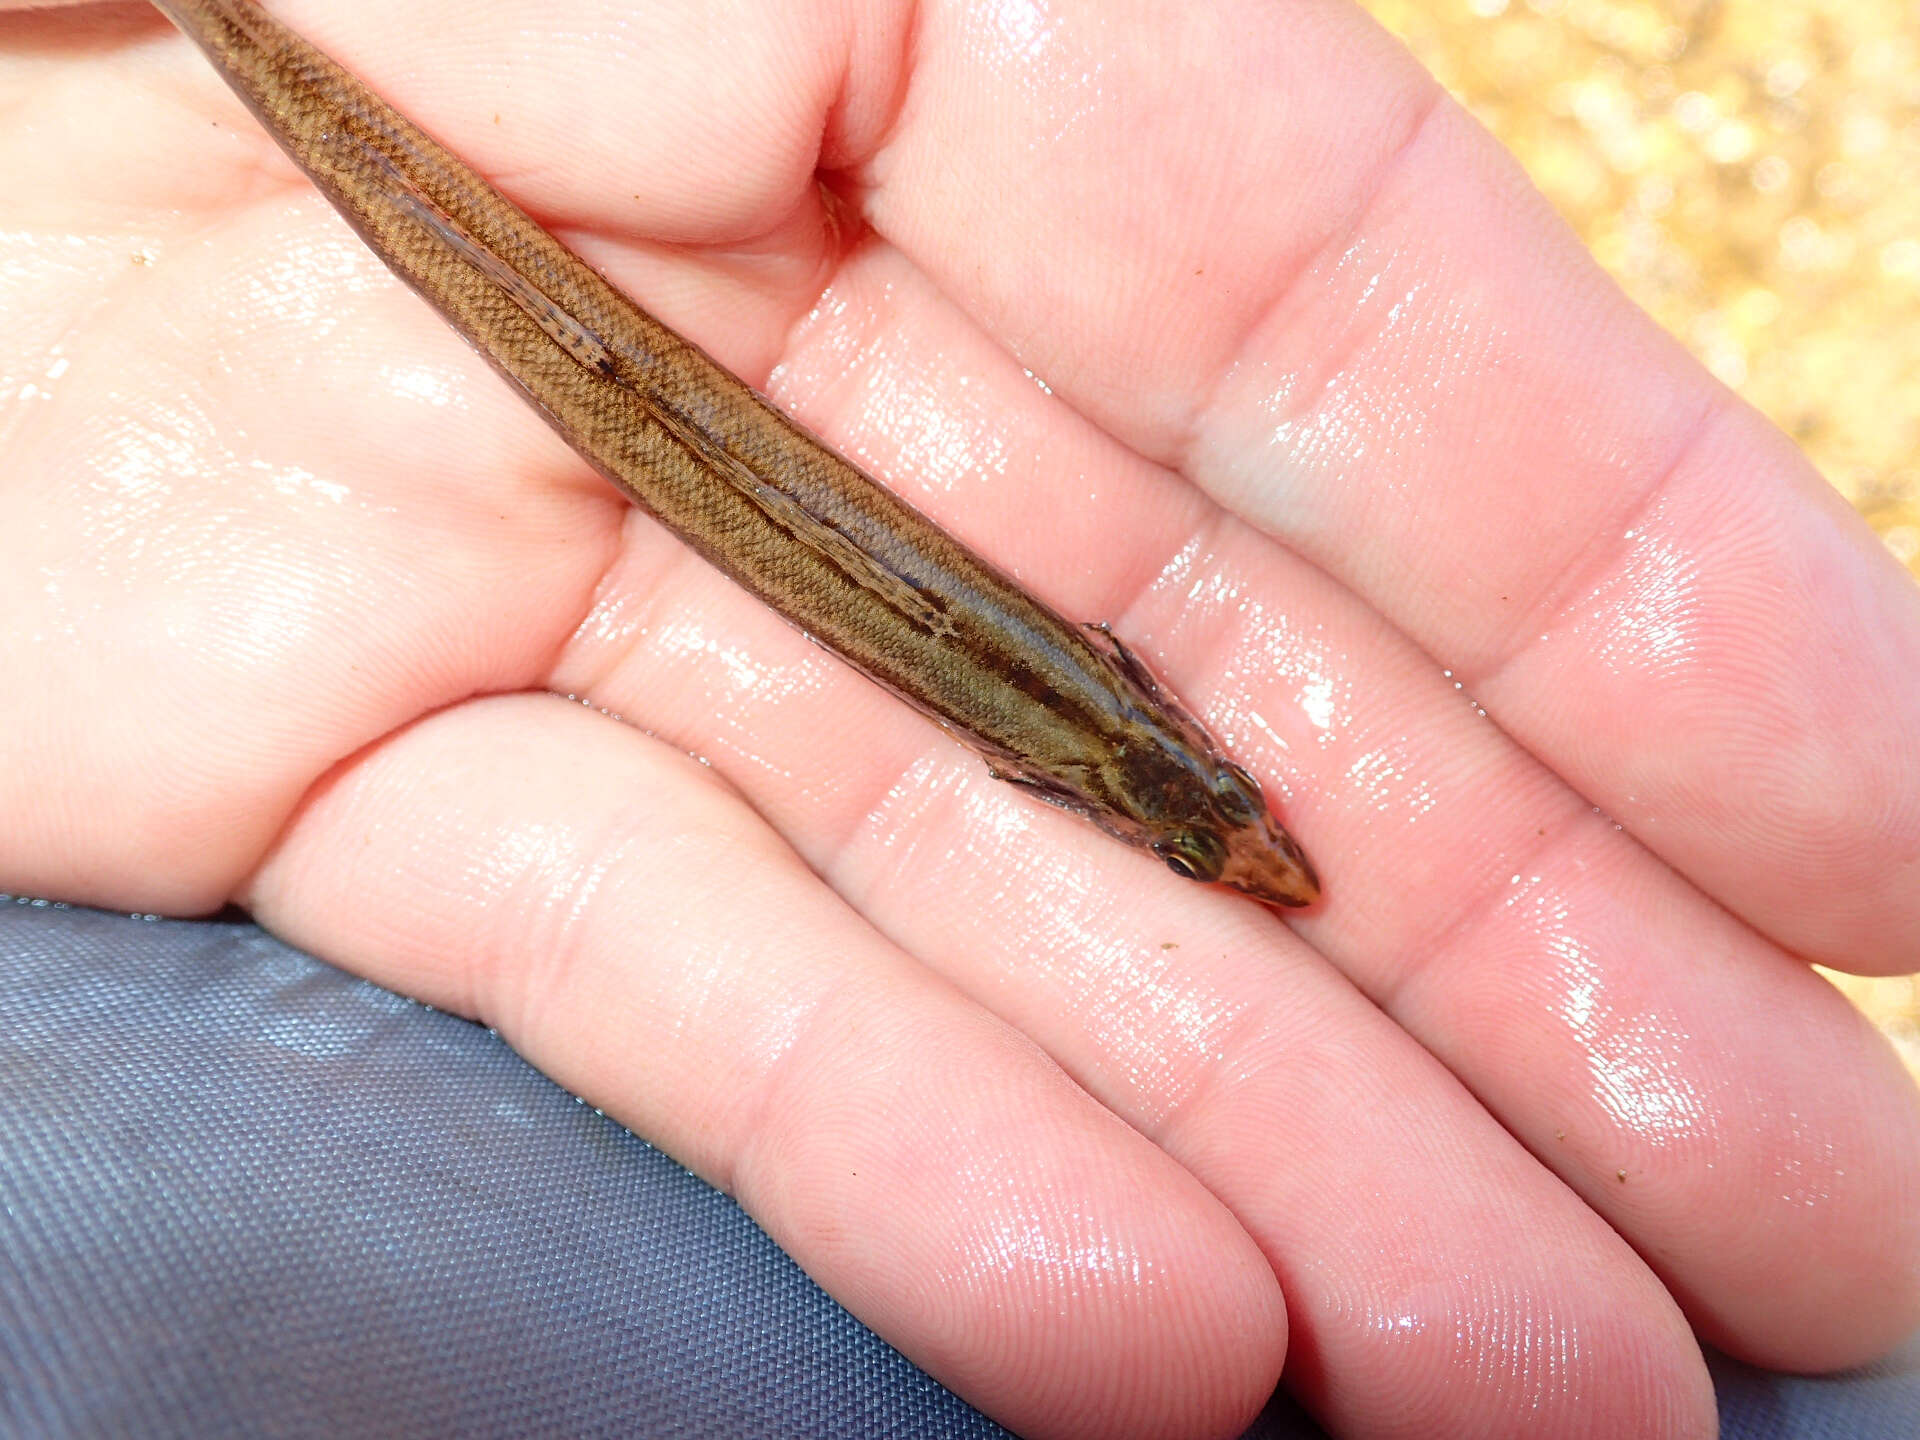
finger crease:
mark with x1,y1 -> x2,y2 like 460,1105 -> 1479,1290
1372,797 -> 1596,1016
1465,384 -> 1731,696
1179,79 -> 1450,479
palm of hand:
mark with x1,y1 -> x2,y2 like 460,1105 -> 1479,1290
4,3 -> 1919,1438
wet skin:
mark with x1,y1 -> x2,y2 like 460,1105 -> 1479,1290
6,2 -> 1920,1438
150,0 -> 1319,910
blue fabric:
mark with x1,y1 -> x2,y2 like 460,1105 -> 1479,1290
0,900 -> 1911,1438
1712,1344 -> 1920,1440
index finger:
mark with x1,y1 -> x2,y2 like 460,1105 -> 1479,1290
862,0 -> 1920,973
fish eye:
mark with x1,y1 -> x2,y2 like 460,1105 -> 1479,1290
1156,831 -> 1227,883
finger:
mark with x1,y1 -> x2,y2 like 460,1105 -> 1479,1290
856,0 -> 1920,973
774,248 -> 1920,1371
552,260 -> 1719,1438
556,237 -> 1920,1382
243,693 -> 1289,1440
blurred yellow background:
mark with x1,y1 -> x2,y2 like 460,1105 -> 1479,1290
1357,0 -> 1919,1075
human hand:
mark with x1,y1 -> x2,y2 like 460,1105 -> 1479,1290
4,3 -> 1918,1438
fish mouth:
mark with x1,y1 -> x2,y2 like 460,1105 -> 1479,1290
1219,821 -> 1321,909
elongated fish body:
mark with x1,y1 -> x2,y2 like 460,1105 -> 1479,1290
149,0 -> 1319,907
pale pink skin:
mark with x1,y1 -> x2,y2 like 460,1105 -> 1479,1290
5,3 -> 1919,1437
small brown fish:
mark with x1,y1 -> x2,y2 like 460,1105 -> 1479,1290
149,0 -> 1319,908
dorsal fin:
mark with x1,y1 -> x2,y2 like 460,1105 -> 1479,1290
388,185 -> 956,640
389,190 -> 618,376
645,403 -> 959,641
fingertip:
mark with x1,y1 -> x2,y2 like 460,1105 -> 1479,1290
799,1073 -> 1290,1440
1318,1274 -> 1717,1440
1691,1075 -> 1920,1374
1599,1312 -> 1721,1440
1268,1184 -> 1716,1440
